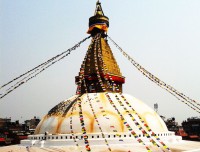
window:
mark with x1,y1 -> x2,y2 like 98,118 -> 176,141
92,136 -> 94,138
114,135 -> 116,138
124,135 -> 126,137
61,136 -> 63,139
108,135 -> 110,138
56,136 -> 58,139
129,134 -> 131,137
66,136 -> 67,139
52,137 -> 54,139
97,135 -> 99,138
70,136 -> 72,139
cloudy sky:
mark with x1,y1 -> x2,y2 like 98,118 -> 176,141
1,0 -> 200,124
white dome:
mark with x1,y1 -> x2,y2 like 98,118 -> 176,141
35,93 -> 168,134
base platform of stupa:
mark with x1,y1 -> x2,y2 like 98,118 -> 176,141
20,131 -> 180,146
1,140 -> 200,152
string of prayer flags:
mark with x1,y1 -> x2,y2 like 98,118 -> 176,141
92,42 -> 130,148
77,99 -> 91,152
119,94 -> 171,152
69,98 -> 80,149
0,36 -> 91,99
76,37 -> 95,95
87,93 -> 112,151
115,94 -> 166,151
93,36 -> 121,146
96,36 -> 121,93
93,37 -> 107,92
105,92 -> 153,152
80,35 -> 112,151
108,35 -> 200,113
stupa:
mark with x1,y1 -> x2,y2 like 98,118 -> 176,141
20,1 -> 200,152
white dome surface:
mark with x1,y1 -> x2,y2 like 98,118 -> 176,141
35,93 -> 168,134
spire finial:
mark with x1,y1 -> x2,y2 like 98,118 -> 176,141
94,0 -> 104,16
87,1 -> 109,35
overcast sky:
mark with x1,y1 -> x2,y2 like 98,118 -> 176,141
1,0 -> 200,124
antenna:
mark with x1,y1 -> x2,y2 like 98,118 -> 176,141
154,103 -> 158,113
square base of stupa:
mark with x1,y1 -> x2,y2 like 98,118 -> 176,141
1,139 -> 200,152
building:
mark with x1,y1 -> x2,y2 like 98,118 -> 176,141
0,117 -> 40,146
1,1 -> 200,151
24,116 -> 40,134
182,117 -> 200,140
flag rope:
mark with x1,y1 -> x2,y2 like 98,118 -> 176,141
107,35 -> 200,113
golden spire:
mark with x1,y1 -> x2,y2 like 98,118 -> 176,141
76,1 -> 125,94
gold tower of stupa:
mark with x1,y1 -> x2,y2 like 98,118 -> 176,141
75,1 -> 125,94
